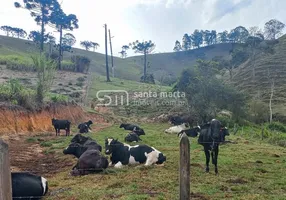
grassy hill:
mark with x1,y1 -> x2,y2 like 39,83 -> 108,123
0,35 -> 236,82
231,35 -> 286,118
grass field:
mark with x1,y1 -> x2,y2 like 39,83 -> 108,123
18,123 -> 286,200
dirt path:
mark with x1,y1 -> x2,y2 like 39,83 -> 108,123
4,123 -> 112,178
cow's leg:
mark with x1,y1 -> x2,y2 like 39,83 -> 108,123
214,146 -> 219,175
204,145 -> 210,173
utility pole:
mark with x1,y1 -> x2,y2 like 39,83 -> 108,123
108,29 -> 115,78
104,24 -> 111,82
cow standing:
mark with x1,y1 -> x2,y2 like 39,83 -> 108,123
198,119 -> 229,175
51,118 -> 71,136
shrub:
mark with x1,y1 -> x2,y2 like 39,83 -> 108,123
76,82 -> 84,87
267,122 -> 286,133
77,77 -> 85,82
50,94 -> 68,103
71,55 -> 91,73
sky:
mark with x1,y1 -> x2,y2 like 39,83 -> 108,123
0,0 -> 285,57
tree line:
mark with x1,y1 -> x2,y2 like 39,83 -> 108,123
173,19 -> 285,52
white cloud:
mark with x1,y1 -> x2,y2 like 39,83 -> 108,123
0,0 -> 285,57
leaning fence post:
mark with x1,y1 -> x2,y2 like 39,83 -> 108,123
0,139 -> 12,200
179,133 -> 190,200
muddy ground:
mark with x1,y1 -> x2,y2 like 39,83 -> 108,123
3,123 -> 111,179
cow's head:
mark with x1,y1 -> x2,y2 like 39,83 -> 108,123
220,126 -> 229,142
63,142 -> 82,155
71,134 -> 89,144
119,123 -> 125,128
156,153 -> 166,164
87,120 -> 93,125
133,127 -> 145,136
51,118 -> 56,125
105,138 -> 119,155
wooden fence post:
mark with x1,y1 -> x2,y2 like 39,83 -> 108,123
0,139 -> 12,200
179,133 -> 190,200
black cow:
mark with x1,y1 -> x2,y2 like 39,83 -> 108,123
168,115 -> 191,126
63,140 -> 102,158
12,172 -> 48,200
198,119 -> 229,175
177,126 -> 201,137
51,118 -> 71,136
105,138 -> 166,168
71,134 -> 94,144
71,149 -> 109,176
119,123 -> 145,135
78,120 -> 93,133
124,132 -> 142,142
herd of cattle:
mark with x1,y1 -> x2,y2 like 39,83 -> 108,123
11,116 -> 229,199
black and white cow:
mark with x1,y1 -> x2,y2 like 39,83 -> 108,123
105,138 -> 166,168
51,118 -> 71,136
124,132 -> 142,143
70,149 -> 109,176
11,172 -> 48,200
198,119 -> 229,175
119,123 -> 145,135
177,126 -> 201,137
77,120 -> 93,133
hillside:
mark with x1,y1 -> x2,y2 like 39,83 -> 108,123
231,35 -> 286,118
0,35 -> 235,82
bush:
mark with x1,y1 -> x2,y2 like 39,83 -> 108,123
49,94 -> 68,103
77,77 -> 85,82
267,122 -> 286,133
71,55 -> 91,73
76,82 -> 84,87
0,55 -> 34,71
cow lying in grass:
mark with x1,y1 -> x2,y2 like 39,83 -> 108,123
64,136 -> 102,158
119,123 -> 145,135
78,120 -> 93,133
12,172 -> 48,200
70,149 -> 109,176
124,131 -> 142,142
52,118 -> 71,136
164,123 -> 189,134
177,126 -> 201,137
105,138 -> 166,168
198,119 -> 229,175
71,134 -> 94,145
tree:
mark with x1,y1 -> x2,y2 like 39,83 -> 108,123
12,28 -> 27,38
191,29 -> 203,48
15,0 -> 60,52
173,40 -> 182,52
264,19 -> 285,40
91,42 -> 100,52
210,30 -> 217,44
174,60 -> 247,122
0,26 -> 13,36
228,26 -> 249,43
118,50 -> 127,58
31,54 -> 56,104
129,40 -> 156,82
218,31 -> 229,43
49,7 -> 79,70
182,33 -> 191,50
62,33 -> 76,47
121,45 -> 129,57
203,30 -> 212,46
80,41 -> 92,51
248,26 -> 262,36
28,30 -> 49,45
